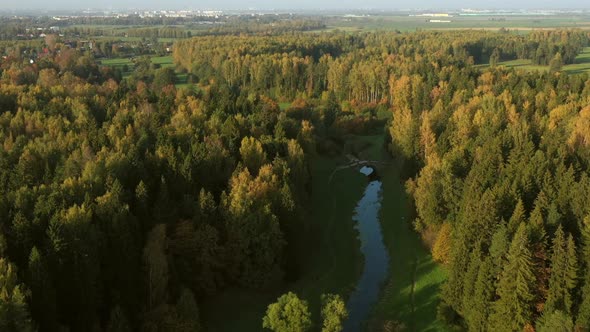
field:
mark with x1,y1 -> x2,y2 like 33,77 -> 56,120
100,55 -> 192,88
476,47 -> 590,74
201,146 -> 367,331
325,14 -> 590,32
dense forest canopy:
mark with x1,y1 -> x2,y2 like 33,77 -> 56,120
1,26 -> 590,331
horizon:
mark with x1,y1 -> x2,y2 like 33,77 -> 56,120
2,1 -> 590,12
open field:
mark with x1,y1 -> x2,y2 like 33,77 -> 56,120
476,47 -> 590,74
325,14 -> 590,32
202,146 -> 367,331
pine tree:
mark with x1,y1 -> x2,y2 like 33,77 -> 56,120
545,226 -> 577,315
508,199 -> 526,234
489,223 -> 536,331
468,257 -> 495,332
28,247 -> 57,331
462,248 -> 482,324
0,258 -> 33,332
575,216 -> 590,329
536,310 -> 573,332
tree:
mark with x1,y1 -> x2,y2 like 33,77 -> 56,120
467,257 -> 495,331
549,53 -> 564,73
107,305 -> 132,332
239,136 -> 267,175
536,310 -> 573,332
262,292 -> 312,332
490,48 -> 500,67
28,247 -> 57,331
432,223 -> 452,264
143,224 -> 169,311
174,288 -> 201,331
0,258 -> 33,332
544,226 -> 577,315
489,223 -> 536,331
321,294 -> 347,332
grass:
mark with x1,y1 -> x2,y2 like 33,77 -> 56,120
100,55 -> 197,89
201,149 -> 367,331
477,47 -> 590,74
323,15 -> 590,32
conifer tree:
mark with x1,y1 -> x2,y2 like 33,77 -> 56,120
0,258 -> 33,332
490,223 -> 536,330
545,226 -> 577,315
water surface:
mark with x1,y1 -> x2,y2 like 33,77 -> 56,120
344,173 -> 389,331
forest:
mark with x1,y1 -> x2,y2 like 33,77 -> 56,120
1,25 -> 590,331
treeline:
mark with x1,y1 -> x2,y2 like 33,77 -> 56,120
0,37 -> 329,331
389,50 -> 590,330
173,30 -> 588,103
66,26 -> 192,39
461,29 -> 588,65
202,19 -> 326,36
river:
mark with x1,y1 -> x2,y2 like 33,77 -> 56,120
344,166 -> 390,331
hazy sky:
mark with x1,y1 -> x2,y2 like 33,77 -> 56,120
2,0 -> 590,11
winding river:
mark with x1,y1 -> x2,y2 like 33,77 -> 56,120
344,166 -> 390,332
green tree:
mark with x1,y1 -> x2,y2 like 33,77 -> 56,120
489,223 -> 536,331
544,226 -> 577,315
536,310 -> 573,332
549,53 -> 564,73
262,292 -> 312,332
239,136 -> 267,175
28,247 -> 57,331
0,258 -> 33,332
490,48 -> 500,67
321,294 -> 347,332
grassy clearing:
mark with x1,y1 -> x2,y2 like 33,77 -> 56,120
100,55 -> 197,89
202,148 -> 366,331
477,47 -> 590,74
351,134 -> 447,332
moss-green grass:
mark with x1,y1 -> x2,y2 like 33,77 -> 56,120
201,150 -> 366,331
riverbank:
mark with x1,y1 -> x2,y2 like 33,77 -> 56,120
365,135 -> 448,332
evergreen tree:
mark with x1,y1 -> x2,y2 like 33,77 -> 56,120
549,53 -> 564,73
468,257 -> 495,332
545,226 -> 577,315
536,310 -> 573,332
0,258 -> 33,332
490,223 -> 536,331
28,247 -> 57,332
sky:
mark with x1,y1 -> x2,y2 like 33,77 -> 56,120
1,0 -> 590,11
